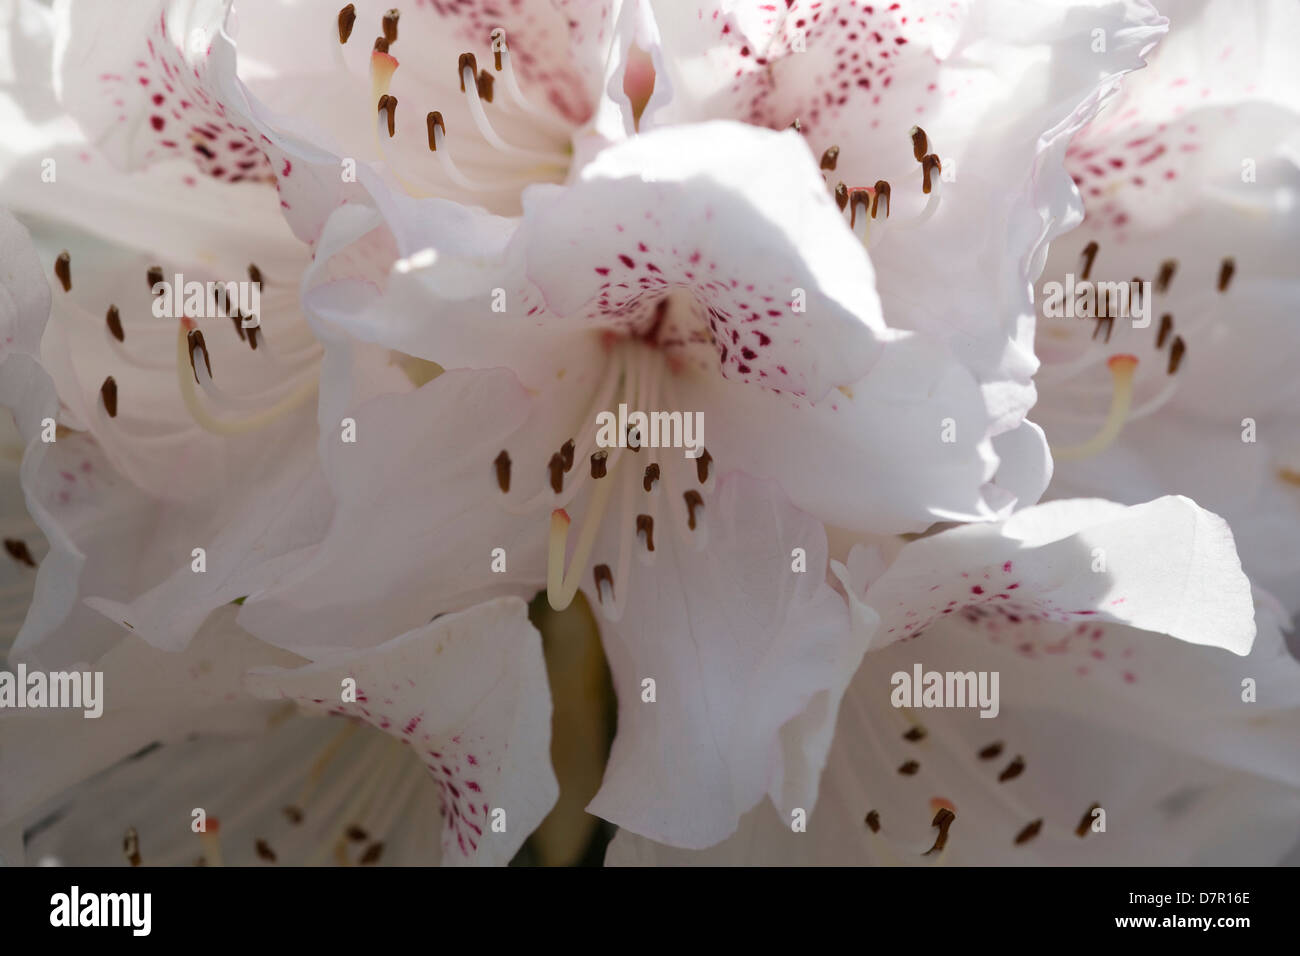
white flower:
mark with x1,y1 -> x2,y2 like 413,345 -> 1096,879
1029,0 -> 1300,611
607,497 -> 1300,865
219,0 -> 1169,848
1,598 -> 557,866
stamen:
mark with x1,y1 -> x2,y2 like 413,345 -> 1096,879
488,28 -> 570,135
187,329 -> 212,383
547,509 -> 571,605
560,438 -> 575,472
255,839 -> 277,862
338,4 -> 356,44
978,742 -> 1004,760
100,376 -> 118,418
695,447 -> 713,485
872,180 -> 891,219
1167,335 -> 1186,375
1013,819 -> 1043,845
147,265 -> 164,290
54,251 -> 71,292
4,539 -> 36,567
458,53 -> 570,165
373,35 -> 389,54
1051,354 -> 1138,461
591,450 -> 608,479
426,111 -> 515,193
494,450 -> 511,492
834,182 -> 848,212
593,563 -> 614,604
1075,802 -> 1101,838
998,755 -> 1027,782
820,146 -> 839,171
377,94 -> 397,137
105,305 -> 124,342
903,726 -> 926,742
1156,259 -> 1176,293
643,462 -> 659,492
1079,241 -> 1099,282
636,514 -> 654,552
548,452 -> 565,493
910,125 -> 929,162
921,154 -> 941,194
898,760 -> 920,775
923,807 -> 955,856
683,489 -> 703,530
1217,257 -> 1235,292
382,8 -> 399,45
123,826 -> 141,866
1155,313 -> 1173,348
865,810 -> 881,833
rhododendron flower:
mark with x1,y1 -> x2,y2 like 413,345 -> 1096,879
607,497 -> 1300,865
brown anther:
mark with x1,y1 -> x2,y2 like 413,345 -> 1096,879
1156,313 -> 1173,349
560,438 -> 575,472
147,265 -> 164,291
695,447 -> 712,484
54,251 -> 71,292
476,69 -> 495,103
683,489 -> 703,530
978,741 -> 1004,760
373,35 -> 389,54
998,755 -> 1026,782
490,28 -> 505,71
1156,258 -> 1177,293
458,53 -> 478,91
382,8 -> 399,44
230,312 -> 247,341
902,725 -> 926,742
548,452 -> 565,493
1167,335 -> 1186,375
4,538 -> 36,567
872,179 -> 891,219
789,118 -> 801,132
848,187 -> 871,229
1013,818 -> 1043,845
834,182 -> 849,211
345,824 -> 368,842
360,842 -> 385,864
248,263 -> 263,285
123,827 -> 141,866
898,760 -> 920,776
643,462 -> 659,491
246,324 -> 260,351
921,154 -> 941,194
626,423 -> 642,451
282,806 -> 304,825
100,376 -> 118,418
1217,257 -> 1235,292
338,4 -> 356,44
187,328 -> 211,383
494,450 -> 512,492
865,810 -> 881,833
106,305 -> 124,342
427,111 -> 445,151
1079,240 -> 1099,282
910,125 -> 929,162
593,563 -> 614,602
636,514 -> 655,552
923,807 -> 955,856
377,94 -> 396,136
820,146 -> 839,171
590,450 -> 608,479
1075,802 -> 1102,837
255,838 -> 277,862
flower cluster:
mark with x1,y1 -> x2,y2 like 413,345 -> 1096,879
0,0 -> 1297,867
